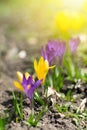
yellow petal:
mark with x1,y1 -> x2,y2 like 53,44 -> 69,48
17,71 -> 23,83
34,57 -> 55,84
34,57 -> 49,82
44,60 -> 49,71
38,57 -> 44,68
25,72 -> 30,79
38,57 -> 44,75
14,81 -> 24,91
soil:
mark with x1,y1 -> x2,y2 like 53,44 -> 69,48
0,89 -> 80,130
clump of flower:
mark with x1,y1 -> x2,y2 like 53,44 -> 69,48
13,37 -> 80,110
69,37 -> 80,54
41,40 -> 66,65
34,56 -> 55,83
14,71 -> 42,108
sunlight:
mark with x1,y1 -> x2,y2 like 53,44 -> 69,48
63,0 -> 84,10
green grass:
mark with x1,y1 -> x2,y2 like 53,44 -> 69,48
0,116 -> 7,130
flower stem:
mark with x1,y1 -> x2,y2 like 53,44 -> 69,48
42,85 -> 44,95
30,96 -> 34,115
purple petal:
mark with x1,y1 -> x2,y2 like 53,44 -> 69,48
46,40 -> 56,52
41,39 -> 66,65
41,48 -> 48,60
22,74 -> 27,88
57,41 -> 66,57
46,40 -> 58,64
22,74 -> 42,108
69,37 -> 80,54
27,88 -> 34,101
25,79 -> 42,108
27,76 -> 34,86
47,50 -> 57,64
33,79 -> 42,90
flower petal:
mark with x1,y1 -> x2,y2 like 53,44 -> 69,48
14,81 -> 24,91
25,72 -> 30,79
69,37 -> 80,54
27,76 -> 34,85
44,60 -> 49,71
33,79 -> 42,90
34,57 -> 50,83
17,71 -> 23,83
41,48 -> 47,60
38,57 -> 44,69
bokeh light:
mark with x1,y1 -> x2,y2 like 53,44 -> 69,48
0,0 -> 87,41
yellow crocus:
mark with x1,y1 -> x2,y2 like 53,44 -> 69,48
55,11 -> 71,32
70,13 -> 84,31
55,11 -> 84,32
14,71 -> 30,91
34,57 -> 55,83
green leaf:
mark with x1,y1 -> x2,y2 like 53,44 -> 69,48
34,91 -> 44,105
12,91 -> 23,120
27,105 -> 48,127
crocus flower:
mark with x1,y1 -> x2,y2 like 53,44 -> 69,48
14,71 -> 30,91
41,40 -> 57,65
41,40 -> 66,65
55,11 -> 84,32
14,71 -> 42,108
34,56 -> 55,83
69,37 -> 80,54
56,40 -> 66,64
22,75 -> 42,108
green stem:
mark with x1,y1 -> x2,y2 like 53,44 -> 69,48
20,93 -> 23,119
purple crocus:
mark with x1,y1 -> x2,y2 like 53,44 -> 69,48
22,75 -> 42,108
41,40 -> 66,65
56,40 -> 66,64
69,37 -> 80,54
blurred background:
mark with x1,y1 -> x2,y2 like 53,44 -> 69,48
0,0 -> 87,77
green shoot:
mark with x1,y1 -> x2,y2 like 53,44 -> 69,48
55,104 -> 68,113
55,103 -> 87,128
34,91 -> 44,106
0,116 -> 7,130
65,90 -> 73,101
12,91 -> 23,121
25,105 -> 48,127
49,67 -> 63,92
64,57 -> 82,82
